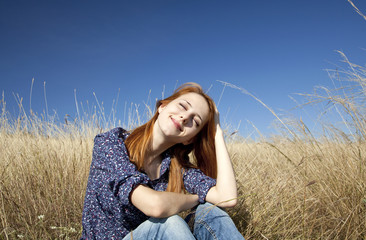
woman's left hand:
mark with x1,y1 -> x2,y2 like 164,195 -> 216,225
214,104 -> 223,137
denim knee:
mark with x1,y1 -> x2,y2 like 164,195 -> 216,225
193,203 -> 245,240
195,202 -> 228,220
128,215 -> 195,240
151,215 -> 194,237
151,215 -> 187,226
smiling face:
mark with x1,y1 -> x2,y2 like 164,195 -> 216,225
155,92 -> 210,145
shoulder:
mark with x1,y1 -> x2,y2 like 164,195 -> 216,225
182,167 -> 216,202
94,127 -> 129,143
91,127 -> 133,170
92,127 -> 131,156
183,167 -> 203,177
183,167 -> 216,183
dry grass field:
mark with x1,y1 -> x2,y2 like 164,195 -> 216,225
1,53 -> 366,239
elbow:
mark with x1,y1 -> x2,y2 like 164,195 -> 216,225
217,198 -> 238,208
131,185 -> 171,218
149,206 -> 167,218
147,208 -> 165,218
143,194 -> 167,218
224,198 -> 238,208
207,186 -> 238,208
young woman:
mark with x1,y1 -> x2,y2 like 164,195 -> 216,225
81,83 -> 244,239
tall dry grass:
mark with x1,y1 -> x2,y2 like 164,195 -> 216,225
225,52 -> 366,239
1,53 -> 366,239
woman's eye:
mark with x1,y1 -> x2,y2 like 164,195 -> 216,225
179,103 -> 187,110
194,119 -> 200,127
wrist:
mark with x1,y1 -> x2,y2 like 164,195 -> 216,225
215,125 -> 224,139
190,194 -> 199,203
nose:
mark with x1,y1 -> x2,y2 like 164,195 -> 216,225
180,115 -> 186,122
180,114 -> 190,125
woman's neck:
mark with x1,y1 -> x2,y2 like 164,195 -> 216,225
142,122 -> 174,179
148,121 -> 175,159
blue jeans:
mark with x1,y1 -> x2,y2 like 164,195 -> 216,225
123,202 -> 244,239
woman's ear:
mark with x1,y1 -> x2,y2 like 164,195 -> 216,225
183,131 -> 200,146
182,138 -> 193,145
183,135 -> 198,145
158,104 -> 166,113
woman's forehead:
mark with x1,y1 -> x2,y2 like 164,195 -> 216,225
176,92 -> 206,104
176,93 -> 210,114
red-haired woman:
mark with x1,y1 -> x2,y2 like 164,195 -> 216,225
81,83 -> 244,239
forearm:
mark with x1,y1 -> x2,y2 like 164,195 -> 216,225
155,190 -> 199,217
206,126 -> 238,207
216,126 -> 237,198
131,185 -> 199,218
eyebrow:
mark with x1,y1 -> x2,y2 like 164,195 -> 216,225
183,99 -> 203,121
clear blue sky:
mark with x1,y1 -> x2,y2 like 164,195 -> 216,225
1,0 -> 366,137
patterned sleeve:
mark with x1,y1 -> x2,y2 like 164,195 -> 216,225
183,168 -> 216,204
91,128 -> 149,206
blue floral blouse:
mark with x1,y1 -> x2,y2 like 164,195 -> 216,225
81,127 -> 216,239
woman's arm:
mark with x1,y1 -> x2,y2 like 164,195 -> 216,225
131,185 -> 199,218
205,110 -> 238,208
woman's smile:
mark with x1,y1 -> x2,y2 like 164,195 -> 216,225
170,116 -> 183,132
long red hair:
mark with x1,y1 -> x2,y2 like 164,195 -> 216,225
124,83 -> 217,193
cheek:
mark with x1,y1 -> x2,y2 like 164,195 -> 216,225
157,112 -> 166,127
190,127 -> 202,138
